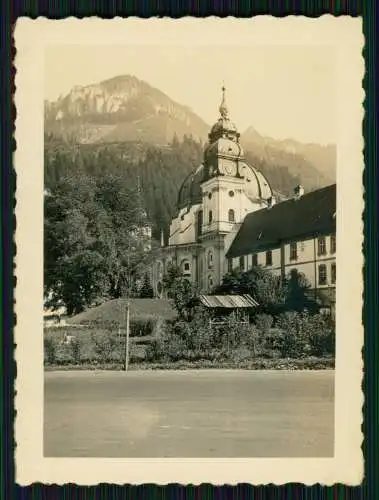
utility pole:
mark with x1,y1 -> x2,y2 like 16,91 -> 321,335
124,296 -> 130,372
124,247 -> 131,372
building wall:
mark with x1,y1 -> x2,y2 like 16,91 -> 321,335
228,233 -> 336,293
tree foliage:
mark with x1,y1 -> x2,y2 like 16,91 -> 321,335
162,264 -> 199,321
44,134 -> 304,241
44,173 -> 154,315
214,265 -> 318,315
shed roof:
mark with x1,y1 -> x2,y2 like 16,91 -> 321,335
226,184 -> 336,259
199,294 -> 258,309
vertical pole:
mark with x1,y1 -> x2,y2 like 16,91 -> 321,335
124,298 -> 130,371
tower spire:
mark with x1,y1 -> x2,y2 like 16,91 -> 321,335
219,83 -> 228,119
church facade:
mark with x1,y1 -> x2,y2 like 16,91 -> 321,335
153,88 -> 275,296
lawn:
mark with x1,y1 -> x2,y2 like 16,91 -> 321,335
44,369 -> 334,457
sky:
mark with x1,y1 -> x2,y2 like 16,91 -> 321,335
45,45 -> 336,145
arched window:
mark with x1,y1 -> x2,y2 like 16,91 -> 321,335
209,210 -> 213,224
228,209 -> 235,222
208,250 -> 213,269
208,275 -> 214,289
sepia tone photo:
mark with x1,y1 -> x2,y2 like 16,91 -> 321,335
15,17 -> 364,485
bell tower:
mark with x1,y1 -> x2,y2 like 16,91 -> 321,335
200,86 -> 247,290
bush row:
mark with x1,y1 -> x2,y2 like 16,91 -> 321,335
44,311 -> 335,368
145,311 -> 335,363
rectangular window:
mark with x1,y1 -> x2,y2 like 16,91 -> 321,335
290,242 -> 297,261
239,256 -> 245,270
318,236 -> 326,256
227,258 -> 233,273
330,234 -> 336,254
331,263 -> 336,284
252,254 -> 258,267
318,264 -> 327,285
266,250 -> 272,266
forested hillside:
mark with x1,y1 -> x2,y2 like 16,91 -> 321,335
44,133 -> 308,239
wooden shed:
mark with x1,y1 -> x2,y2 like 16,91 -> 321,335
197,294 -> 258,327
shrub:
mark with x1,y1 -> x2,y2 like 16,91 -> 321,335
275,311 -> 335,358
44,333 -> 57,364
306,313 -> 335,356
130,317 -> 156,337
91,330 -> 121,363
70,337 -> 82,364
276,311 -> 312,358
255,313 -> 274,337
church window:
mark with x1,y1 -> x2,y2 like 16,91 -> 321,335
290,242 -> 297,261
330,234 -> 336,254
208,275 -> 214,289
229,190 -> 235,197
228,209 -> 235,222
266,250 -> 272,266
239,256 -> 245,270
331,263 -> 336,284
208,192 -> 212,200
252,254 -> 258,266
208,251 -> 213,269
318,236 -> 326,256
318,264 -> 327,285
209,210 -> 213,224
227,258 -> 233,273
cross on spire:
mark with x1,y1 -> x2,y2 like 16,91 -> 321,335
219,83 -> 228,119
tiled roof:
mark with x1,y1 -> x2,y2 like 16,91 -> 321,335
227,184 -> 336,259
199,294 -> 258,308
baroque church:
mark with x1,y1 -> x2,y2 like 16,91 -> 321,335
153,87 -> 275,296
152,87 -> 337,312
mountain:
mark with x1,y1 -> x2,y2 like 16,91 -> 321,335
45,74 -> 336,198
45,75 -> 209,145
241,126 -> 336,186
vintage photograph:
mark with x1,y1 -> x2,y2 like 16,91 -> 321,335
15,17 -> 363,485
43,43 -> 336,458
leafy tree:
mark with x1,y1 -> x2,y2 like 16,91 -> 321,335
139,272 -> 154,298
285,269 -> 319,313
44,173 -> 154,315
215,266 -> 287,315
162,264 -> 199,321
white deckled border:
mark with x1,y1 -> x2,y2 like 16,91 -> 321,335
14,16 -> 364,486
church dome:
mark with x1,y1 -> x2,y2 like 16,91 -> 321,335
176,86 -> 273,210
177,164 -> 204,210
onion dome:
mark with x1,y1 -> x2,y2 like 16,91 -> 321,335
176,86 -> 273,209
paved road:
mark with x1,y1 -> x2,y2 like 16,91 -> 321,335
44,369 -> 334,457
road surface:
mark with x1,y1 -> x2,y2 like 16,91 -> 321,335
44,369 -> 334,457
